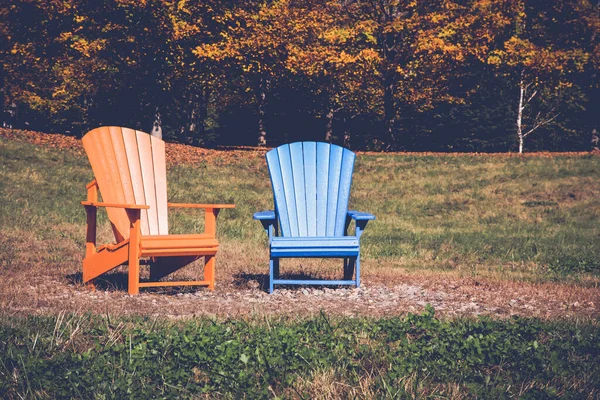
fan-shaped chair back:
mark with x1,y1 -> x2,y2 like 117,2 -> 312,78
266,142 -> 355,237
82,126 -> 169,241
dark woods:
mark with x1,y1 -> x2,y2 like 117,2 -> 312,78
1,0 -> 598,152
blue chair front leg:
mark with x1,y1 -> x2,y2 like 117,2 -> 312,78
269,257 -> 280,294
355,253 -> 360,287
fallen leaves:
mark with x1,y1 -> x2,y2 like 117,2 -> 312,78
1,128 -> 596,167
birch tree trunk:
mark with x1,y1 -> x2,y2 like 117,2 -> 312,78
151,107 -> 162,140
516,71 -> 525,154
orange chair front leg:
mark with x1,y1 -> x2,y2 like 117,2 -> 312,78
127,209 -> 142,295
204,255 -> 216,291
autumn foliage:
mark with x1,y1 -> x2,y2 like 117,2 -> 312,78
0,0 -> 598,152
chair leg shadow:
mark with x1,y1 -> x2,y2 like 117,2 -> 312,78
233,272 -> 354,293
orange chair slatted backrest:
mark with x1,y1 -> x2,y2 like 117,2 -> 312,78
82,127 -> 169,241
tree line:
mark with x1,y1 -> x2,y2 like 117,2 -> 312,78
1,0 -> 598,152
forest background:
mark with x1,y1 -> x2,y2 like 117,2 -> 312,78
1,0 -> 598,152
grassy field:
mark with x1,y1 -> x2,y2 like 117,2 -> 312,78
1,133 -> 598,283
1,131 -> 599,398
2,310 -> 600,398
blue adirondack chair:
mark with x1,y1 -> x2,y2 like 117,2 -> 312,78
254,141 -> 375,293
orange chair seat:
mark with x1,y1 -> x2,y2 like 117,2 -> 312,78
140,234 -> 219,257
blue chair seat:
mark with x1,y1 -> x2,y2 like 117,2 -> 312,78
271,236 -> 359,257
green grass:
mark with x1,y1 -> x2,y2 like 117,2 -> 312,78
1,309 -> 599,398
1,135 -> 599,398
1,136 -> 598,281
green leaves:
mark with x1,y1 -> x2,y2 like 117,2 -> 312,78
1,312 -> 599,397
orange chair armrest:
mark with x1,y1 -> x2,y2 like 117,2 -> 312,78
81,201 -> 150,210
167,203 -> 235,209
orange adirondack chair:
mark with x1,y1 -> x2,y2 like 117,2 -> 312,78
81,126 -> 234,294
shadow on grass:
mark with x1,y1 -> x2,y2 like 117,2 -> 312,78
67,271 -> 201,295
233,272 -> 357,293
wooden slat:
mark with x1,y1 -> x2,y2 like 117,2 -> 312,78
141,234 -> 218,250
290,142 -> 307,236
266,149 -> 290,236
151,136 -> 169,235
122,128 -> 150,235
81,201 -> 149,209
83,127 -> 127,241
303,142 -> 317,236
136,130 -> 159,235
168,203 -> 235,209
316,142 -> 330,236
99,128 -> 129,237
272,279 -> 356,285
109,127 -> 135,207
138,280 -> 210,288
326,145 -> 343,236
334,150 -> 355,235
271,248 -> 359,257
141,248 -> 219,257
267,148 -> 291,236
271,237 -> 359,247
277,145 -> 299,236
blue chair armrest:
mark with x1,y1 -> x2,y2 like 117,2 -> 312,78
347,210 -> 376,221
346,211 -> 374,238
253,210 -> 276,221
254,210 -> 277,239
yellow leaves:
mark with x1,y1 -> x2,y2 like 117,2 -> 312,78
115,0 -> 147,7
322,28 -> 353,45
176,0 -> 191,14
170,16 -> 200,40
71,38 -> 107,57
59,32 -> 73,42
358,48 -> 380,63
487,54 -> 502,66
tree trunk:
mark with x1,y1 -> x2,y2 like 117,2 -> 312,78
516,71 -> 525,154
257,77 -> 270,147
179,93 -> 197,144
197,88 -> 209,144
342,116 -> 351,148
383,70 -> 396,149
179,89 -> 209,145
325,107 -> 334,143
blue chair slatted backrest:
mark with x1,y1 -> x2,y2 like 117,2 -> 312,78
266,142 -> 356,237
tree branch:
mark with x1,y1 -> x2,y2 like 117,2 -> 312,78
523,111 -> 560,137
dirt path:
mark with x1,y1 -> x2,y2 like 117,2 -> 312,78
2,273 -> 598,320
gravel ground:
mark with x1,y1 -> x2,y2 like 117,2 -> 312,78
2,274 -> 598,321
